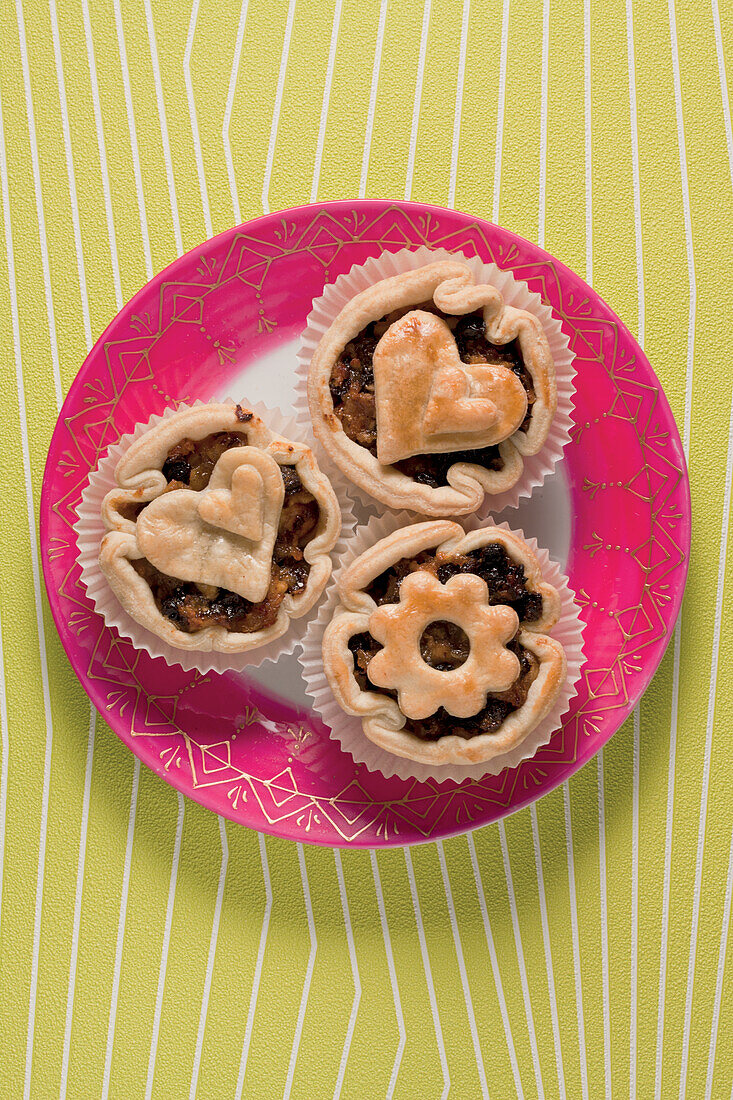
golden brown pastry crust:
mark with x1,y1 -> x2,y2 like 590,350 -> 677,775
373,310 -> 528,464
322,521 -> 567,765
308,261 -> 556,516
98,402 -> 341,652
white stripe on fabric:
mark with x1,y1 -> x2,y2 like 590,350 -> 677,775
310,0 -> 343,204
467,833 -> 524,1098
49,0 -> 92,349
189,816 -> 229,1100
404,0 -> 431,201
492,0 -> 510,223
235,833 -> 272,1100
664,2 -> 697,1095
223,0 -> 251,225
706,23 -> 733,1094
261,0 -> 297,215
436,841 -> 488,1098
563,784 -> 589,1100
656,621 -> 682,1100
625,0 -> 644,346
183,0 -> 212,238
81,0 -> 123,309
448,0 -> 470,208
597,751 -> 612,1097
14,0 -> 62,407
359,0 -> 388,199
4,37 -> 62,1094
630,708 -> 640,1098
530,805 -> 566,1098
680,390 -> 733,1099
712,0 -> 733,194
667,0 -> 695,462
370,851 -> 405,1099
143,0 -> 183,254
59,707 -> 96,1100
707,806 -> 733,1096
144,792 -> 185,1100
657,131 -> 694,1083
404,848 -> 449,1100
498,821 -> 545,1098
537,0 -> 549,248
112,0 -> 152,279
283,843 -> 317,1100
332,850 -> 361,1099
101,759 -> 141,1100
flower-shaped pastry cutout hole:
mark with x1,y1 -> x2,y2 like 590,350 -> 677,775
366,571 -> 520,721
419,621 -> 470,669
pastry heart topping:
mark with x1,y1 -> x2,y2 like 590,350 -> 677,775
373,310 -> 528,465
136,447 -> 285,603
365,570 -> 520,720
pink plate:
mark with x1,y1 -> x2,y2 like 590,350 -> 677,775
40,200 -> 690,847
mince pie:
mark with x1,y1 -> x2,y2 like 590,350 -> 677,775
322,521 -> 566,765
98,403 -> 341,651
308,260 -> 557,516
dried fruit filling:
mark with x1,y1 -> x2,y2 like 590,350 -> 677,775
329,306 -> 535,488
131,433 -> 320,634
348,632 -> 539,739
348,541 -> 544,738
365,542 -> 544,622
161,430 -> 249,490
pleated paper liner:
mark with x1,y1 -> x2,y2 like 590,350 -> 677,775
75,399 -> 356,675
299,510 -> 585,784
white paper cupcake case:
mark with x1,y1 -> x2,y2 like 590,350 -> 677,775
299,510 -> 586,784
74,399 -> 357,675
294,244 -> 576,517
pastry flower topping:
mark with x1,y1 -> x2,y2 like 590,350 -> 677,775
366,570 -> 520,721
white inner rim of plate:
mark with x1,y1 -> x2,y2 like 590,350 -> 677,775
217,337 -> 572,706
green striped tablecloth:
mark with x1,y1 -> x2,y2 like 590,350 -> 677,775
1,0 -> 732,1096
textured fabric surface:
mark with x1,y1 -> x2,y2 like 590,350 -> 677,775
1,0 -> 732,1097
